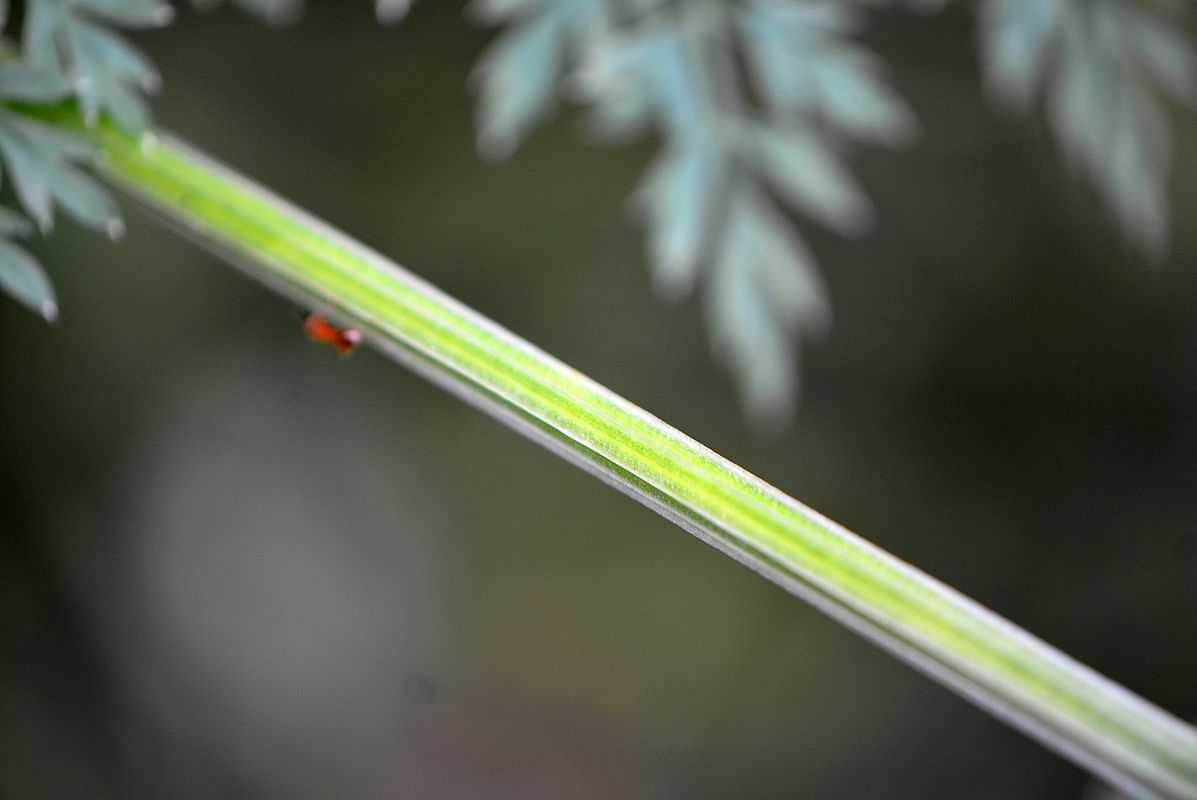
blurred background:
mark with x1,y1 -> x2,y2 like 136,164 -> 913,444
2,2 -> 1196,798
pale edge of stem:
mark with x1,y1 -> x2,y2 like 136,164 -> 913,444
65,117 -> 1197,799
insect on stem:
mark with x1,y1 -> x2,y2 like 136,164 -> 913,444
302,312 -> 362,356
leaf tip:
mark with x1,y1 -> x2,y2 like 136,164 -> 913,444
264,1 -> 303,26
746,401 -> 793,438
476,131 -> 516,161
377,0 -> 414,25
650,238 -> 701,301
143,70 -> 163,94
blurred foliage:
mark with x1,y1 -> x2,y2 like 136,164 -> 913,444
980,0 -> 1197,260
0,0 -> 150,320
473,0 -> 915,424
0,0 -> 1192,420
472,0 -> 1196,423
21,0 -> 167,132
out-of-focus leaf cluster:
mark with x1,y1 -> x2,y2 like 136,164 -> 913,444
0,0 -> 1192,428
22,0 -> 170,133
0,0 -> 405,321
473,0 -> 1195,425
980,0 -> 1197,260
472,0 -> 915,424
0,0 -> 165,319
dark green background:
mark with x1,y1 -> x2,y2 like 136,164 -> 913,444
2,2 -> 1195,798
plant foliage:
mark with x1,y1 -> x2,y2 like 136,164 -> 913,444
980,0 -> 1197,259
0,0 -> 1193,423
473,0 -> 915,423
0,0 -> 170,318
470,0 -> 1195,423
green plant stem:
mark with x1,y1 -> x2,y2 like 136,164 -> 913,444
52,112 -> 1197,799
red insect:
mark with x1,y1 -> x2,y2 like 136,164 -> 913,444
302,313 -> 362,356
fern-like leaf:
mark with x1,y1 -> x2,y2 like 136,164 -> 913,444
0,206 -> 56,321
980,0 -> 1196,258
471,0 -> 608,158
739,1 -> 917,146
22,0 -> 171,134
0,1 -> 146,319
0,108 -> 121,236
0,42 -> 127,318
476,0 -> 912,424
707,182 -> 830,425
